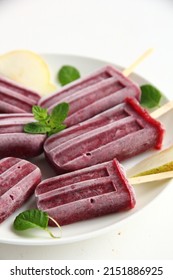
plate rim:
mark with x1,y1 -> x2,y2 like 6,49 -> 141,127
0,53 -> 171,246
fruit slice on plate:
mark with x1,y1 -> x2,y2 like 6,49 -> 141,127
0,50 -> 56,95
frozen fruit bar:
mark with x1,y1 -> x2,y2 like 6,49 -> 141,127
44,98 -> 164,172
0,75 -> 41,113
0,114 -> 46,158
0,157 -> 41,223
35,158 -> 136,226
39,65 -> 141,126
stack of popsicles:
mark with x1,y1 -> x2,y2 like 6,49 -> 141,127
38,65 -> 164,172
35,65 -> 164,225
0,64 -> 166,226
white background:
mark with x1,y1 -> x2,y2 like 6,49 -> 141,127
0,0 -> 173,260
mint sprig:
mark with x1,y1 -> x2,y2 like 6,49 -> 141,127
58,65 -> 80,86
13,209 -> 61,238
140,84 -> 162,108
32,106 -> 49,122
24,102 -> 69,136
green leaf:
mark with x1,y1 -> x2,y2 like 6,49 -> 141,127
13,209 -> 62,238
24,122 -> 51,134
13,209 -> 48,231
50,102 -> 69,124
24,102 -> 69,136
140,84 -> 162,108
32,105 -> 49,122
48,124 -> 67,136
58,65 -> 80,86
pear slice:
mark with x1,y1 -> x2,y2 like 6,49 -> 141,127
133,161 -> 173,177
0,50 -> 57,95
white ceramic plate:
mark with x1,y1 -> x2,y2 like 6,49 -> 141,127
0,54 -> 172,246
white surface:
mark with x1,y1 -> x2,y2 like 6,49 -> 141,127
0,0 -> 173,259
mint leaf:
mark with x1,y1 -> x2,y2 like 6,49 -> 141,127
24,102 -> 69,136
48,124 -> 67,136
24,122 -> 51,134
14,209 -> 48,231
32,106 -> 49,122
58,65 -> 80,86
13,209 -> 61,238
50,102 -> 69,124
140,84 -> 162,108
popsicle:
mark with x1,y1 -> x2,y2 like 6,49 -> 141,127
0,113 -> 46,158
0,157 -> 41,224
39,65 -> 141,126
44,97 -> 164,172
0,75 -> 41,113
35,158 -> 136,226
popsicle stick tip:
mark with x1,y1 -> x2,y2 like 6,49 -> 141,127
123,48 -> 154,77
151,100 -> 173,119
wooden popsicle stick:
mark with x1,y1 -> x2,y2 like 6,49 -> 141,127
122,49 -> 173,119
129,170 -> 173,185
150,100 -> 173,119
122,48 -> 154,77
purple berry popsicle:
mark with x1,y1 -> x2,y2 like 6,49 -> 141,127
0,114 -> 46,158
35,158 -> 136,226
0,75 -> 41,113
39,65 -> 141,126
0,157 -> 41,224
44,98 -> 164,172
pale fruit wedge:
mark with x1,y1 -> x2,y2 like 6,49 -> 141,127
132,161 -> 173,177
0,50 -> 57,95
